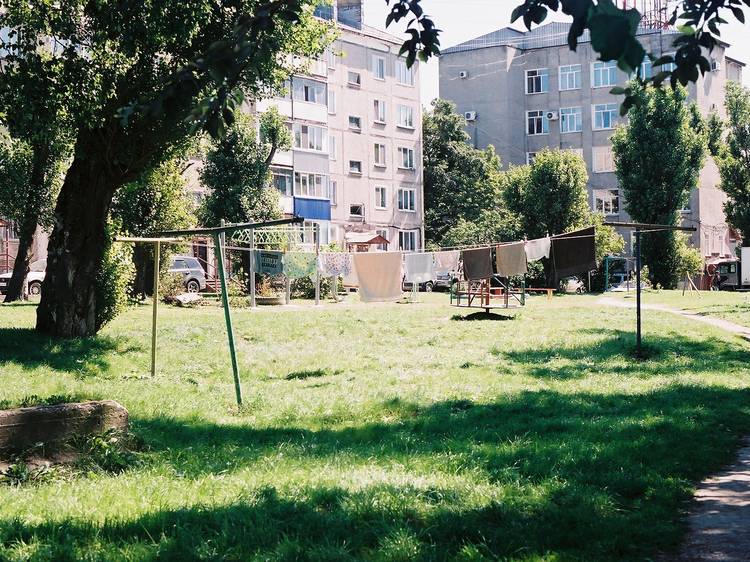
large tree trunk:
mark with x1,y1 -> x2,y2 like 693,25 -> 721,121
36,137 -> 120,338
3,218 -> 37,303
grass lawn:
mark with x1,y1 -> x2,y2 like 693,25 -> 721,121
1,293 -> 750,561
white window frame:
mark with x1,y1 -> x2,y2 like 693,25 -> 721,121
271,167 -> 293,197
593,103 -> 618,130
293,123 -> 327,152
592,61 -> 618,88
326,48 -> 337,69
349,203 -> 364,218
399,230 -> 417,251
294,171 -> 329,199
594,189 -> 620,216
376,228 -> 389,251
397,146 -> 415,170
329,179 -> 338,206
349,160 -> 363,175
374,143 -> 387,167
526,152 -> 537,165
525,68 -> 549,94
639,58 -> 653,79
559,64 -> 582,91
396,59 -> 415,86
372,54 -> 386,80
396,104 -> 414,129
375,185 -> 388,209
347,71 -> 361,87
560,106 -> 583,134
292,78 -> 327,105
397,187 -> 416,212
329,134 -> 337,160
526,110 -> 549,136
374,99 -> 387,124
593,146 -> 615,173
348,115 -> 362,131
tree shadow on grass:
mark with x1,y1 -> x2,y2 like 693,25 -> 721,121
3,384 -> 750,560
0,328 -> 141,373
498,328 -> 749,380
451,311 -> 516,321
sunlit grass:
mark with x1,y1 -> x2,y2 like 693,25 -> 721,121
1,293 -> 749,560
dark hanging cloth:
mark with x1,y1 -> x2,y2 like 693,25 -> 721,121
551,227 -> 597,283
462,247 -> 493,280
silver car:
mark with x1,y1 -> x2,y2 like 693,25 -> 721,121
0,259 -> 46,296
169,255 -> 207,293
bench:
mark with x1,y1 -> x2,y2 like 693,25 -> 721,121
525,287 -> 555,301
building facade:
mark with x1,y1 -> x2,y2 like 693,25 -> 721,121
439,22 -> 744,258
253,1 -> 425,251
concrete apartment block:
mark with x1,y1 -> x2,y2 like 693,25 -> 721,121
439,22 -> 745,258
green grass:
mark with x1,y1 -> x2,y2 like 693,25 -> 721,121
1,293 -> 750,561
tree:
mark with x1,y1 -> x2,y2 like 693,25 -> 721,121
384,0 -> 745,113
442,209 -> 521,248
710,81 -> 750,247
111,159 -> 196,298
423,99 -> 505,243
0,1 -> 333,336
611,82 -> 706,288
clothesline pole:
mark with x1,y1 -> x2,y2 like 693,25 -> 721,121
151,240 -> 160,378
635,229 -> 643,356
315,224 -> 321,306
215,224 -> 242,407
250,229 -> 256,309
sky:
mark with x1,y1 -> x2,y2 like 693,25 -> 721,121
360,0 -> 750,106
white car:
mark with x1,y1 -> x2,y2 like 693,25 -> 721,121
0,259 -> 46,296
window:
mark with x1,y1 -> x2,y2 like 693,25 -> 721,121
594,189 -> 620,216
349,204 -> 364,218
399,231 -> 417,251
376,228 -> 389,251
375,186 -> 387,209
593,103 -> 618,130
326,48 -> 337,69
372,55 -> 386,80
639,58 -> 653,79
526,69 -> 549,94
658,53 -> 677,73
348,115 -> 362,131
592,61 -> 618,88
527,110 -> 549,135
397,147 -> 415,169
349,160 -> 362,174
329,179 -> 338,205
398,187 -> 416,211
559,64 -> 581,90
329,135 -> 337,160
347,71 -> 361,86
526,152 -> 537,165
396,59 -> 415,86
271,168 -> 293,196
292,78 -> 326,104
560,107 -> 583,133
294,172 -> 329,198
396,105 -> 414,128
293,123 -> 327,152
327,90 -> 336,114
374,99 -> 386,123
593,146 -> 615,173
374,143 -> 387,167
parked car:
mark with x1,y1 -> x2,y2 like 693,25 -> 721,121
562,276 -> 586,294
0,259 -> 46,296
168,255 -> 207,293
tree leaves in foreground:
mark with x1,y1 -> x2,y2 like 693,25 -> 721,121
612,82 -> 707,289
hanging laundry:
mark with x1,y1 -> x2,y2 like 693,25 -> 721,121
525,237 -> 551,262
353,252 -> 403,302
433,250 -> 460,273
283,252 -> 318,279
495,242 -> 528,277
404,253 -> 436,284
319,252 -> 353,278
551,227 -> 597,283
254,250 -> 284,276
461,247 -> 493,280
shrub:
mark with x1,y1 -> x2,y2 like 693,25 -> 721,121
95,224 -> 136,331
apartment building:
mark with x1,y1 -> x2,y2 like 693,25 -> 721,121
254,0 -> 425,251
439,22 -> 745,258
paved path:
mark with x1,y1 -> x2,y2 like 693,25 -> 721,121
599,297 -> 750,560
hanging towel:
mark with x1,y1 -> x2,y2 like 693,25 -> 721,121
495,242 -> 528,277
525,237 -> 551,262
254,250 -> 284,276
404,253 -> 436,284
319,253 -> 353,278
551,227 -> 597,283
283,252 -> 318,279
353,252 -> 403,302
434,250 -> 460,273
461,247 -> 493,280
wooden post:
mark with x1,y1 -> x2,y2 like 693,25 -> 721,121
151,241 -> 160,377
214,230 -> 243,407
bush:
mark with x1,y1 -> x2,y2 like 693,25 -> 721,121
159,272 -> 186,302
95,224 -> 136,331
291,276 -> 340,299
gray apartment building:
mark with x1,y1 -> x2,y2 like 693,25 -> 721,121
439,22 -> 744,258
251,0 -> 425,251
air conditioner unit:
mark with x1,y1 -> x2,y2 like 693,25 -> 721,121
464,111 -> 477,121
546,110 -> 559,121
459,70 -> 469,79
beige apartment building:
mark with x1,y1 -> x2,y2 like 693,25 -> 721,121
439,22 -> 744,258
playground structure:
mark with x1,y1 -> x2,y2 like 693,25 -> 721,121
451,278 -> 526,312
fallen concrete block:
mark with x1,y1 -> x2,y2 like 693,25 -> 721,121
0,400 -> 128,454
174,293 -> 202,307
